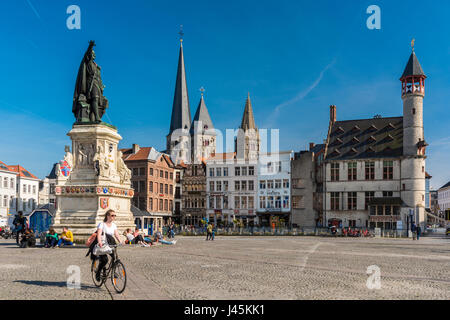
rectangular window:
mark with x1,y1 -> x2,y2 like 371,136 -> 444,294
133,168 -> 138,176
209,196 -> 214,209
292,196 -> 303,209
223,196 -> 228,209
241,181 -> 247,191
277,161 -> 282,172
275,196 -> 281,209
241,196 -> 247,209
260,196 -> 266,209
165,184 -> 168,194
223,168 -> 228,176
365,161 -> 375,180
3,178 -> 8,188
209,168 -> 214,177
139,168 -> 145,176
267,162 -> 273,173
283,196 -> 289,209
268,196 -> 274,208
248,180 -> 254,191
248,196 -> 254,209
383,161 -> 393,180
28,185 -> 31,193
159,183 -> 163,194
150,168 -> 154,176
347,192 -> 357,210
3,195 -> 7,207
249,166 -> 254,176
216,181 -> 222,191
267,180 -> 274,189
159,199 -> 163,211
235,181 -> 240,191
139,181 -> 145,193
23,185 -> 26,193
242,167 -> 247,176
275,180 -> 281,189
10,178 -> 14,189
164,199 -> 168,211
223,181 -> 228,191
164,171 -> 168,179
331,192 -> 340,210
169,185 -> 173,195
149,198 -> 153,211
169,200 -> 173,211
260,181 -> 266,189
348,162 -> 357,181
149,181 -> 153,193
365,191 -> 374,210
283,179 -> 289,188
235,167 -> 240,176
160,170 -> 163,178
209,181 -> 214,192
383,191 -> 393,197
331,163 -> 340,181
216,168 -> 222,177
234,196 -> 240,209
170,172 -> 173,180
216,196 -> 222,209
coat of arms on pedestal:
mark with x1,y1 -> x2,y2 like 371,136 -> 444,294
100,197 -> 109,209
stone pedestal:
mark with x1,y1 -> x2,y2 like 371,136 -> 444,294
52,123 -> 135,242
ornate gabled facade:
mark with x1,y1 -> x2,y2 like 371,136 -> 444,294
322,46 -> 427,233
236,93 -> 260,161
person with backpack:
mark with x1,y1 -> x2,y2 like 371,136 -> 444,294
206,223 -> 213,240
13,211 -> 27,244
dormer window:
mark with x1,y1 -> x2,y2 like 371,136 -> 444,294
351,125 -> 361,133
368,136 -> 377,143
351,137 -> 360,144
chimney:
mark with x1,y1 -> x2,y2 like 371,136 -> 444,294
132,144 -> 140,154
309,142 -> 315,151
330,105 -> 337,124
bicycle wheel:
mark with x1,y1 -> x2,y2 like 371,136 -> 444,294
111,260 -> 127,293
91,258 -> 105,287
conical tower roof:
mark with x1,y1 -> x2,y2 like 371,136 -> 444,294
401,51 -> 426,79
190,95 -> 214,135
240,93 -> 257,130
169,42 -> 191,134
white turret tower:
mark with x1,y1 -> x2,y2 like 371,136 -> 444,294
400,41 -> 428,230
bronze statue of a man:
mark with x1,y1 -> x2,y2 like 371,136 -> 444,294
72,41 -> 109,123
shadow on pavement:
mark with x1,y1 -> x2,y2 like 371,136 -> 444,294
13,280 -> 100,290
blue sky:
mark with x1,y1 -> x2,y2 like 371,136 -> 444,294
0,0 -> 449,189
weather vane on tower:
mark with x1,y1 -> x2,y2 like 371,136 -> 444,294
179,25 -> 184,43
411,38 -> 415,52
199,86 -> 205,97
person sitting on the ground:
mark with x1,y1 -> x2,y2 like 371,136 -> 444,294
57,226 -> 74,247
124,229 -> 134,244
153,228 -> 163,242
44,228 -> 58,248
20,228 -> 36,248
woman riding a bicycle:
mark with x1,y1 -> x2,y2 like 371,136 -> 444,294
94,209 -> 123,282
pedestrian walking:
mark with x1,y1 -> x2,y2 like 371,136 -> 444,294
211,224 -> 215,241
12,211 -> 27,244
411,223 -> 417,240
206,223 -> 213,240
417,224 -> 421,240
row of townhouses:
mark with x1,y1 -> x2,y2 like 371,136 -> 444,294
0,160 -> 40,226
114,38 -> 435,233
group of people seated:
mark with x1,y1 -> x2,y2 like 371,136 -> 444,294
44,227 -> 74,248
123,227 -> 176,246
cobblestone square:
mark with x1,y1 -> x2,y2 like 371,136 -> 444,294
0,236 -> 448,300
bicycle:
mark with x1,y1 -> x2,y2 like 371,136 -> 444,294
91,244 -> 127,293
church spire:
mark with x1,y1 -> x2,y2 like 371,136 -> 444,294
240,92 -> 257,130
168,32 -> 191,135
190,92 -> 214,135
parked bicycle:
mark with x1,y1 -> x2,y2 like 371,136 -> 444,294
91,245 -> 127,293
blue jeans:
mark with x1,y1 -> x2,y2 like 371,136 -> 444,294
57,239 -> 73,246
